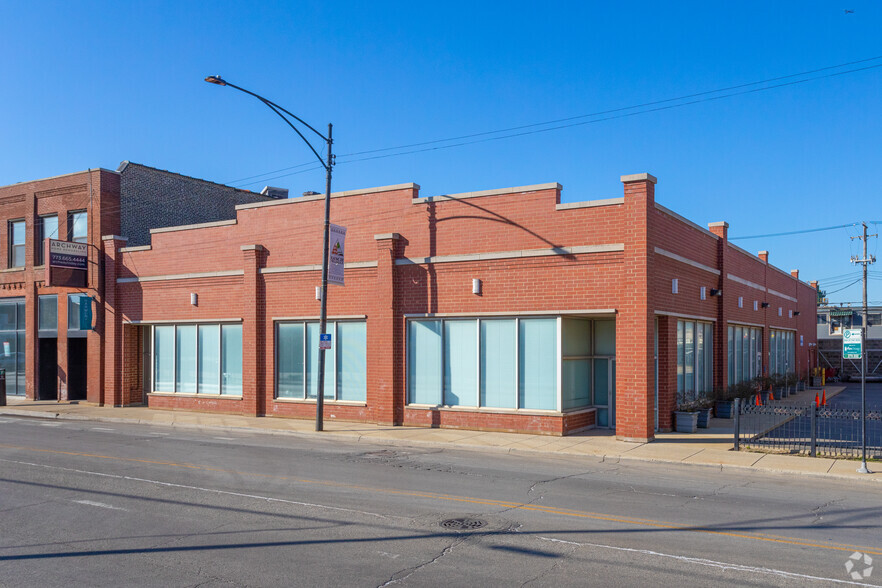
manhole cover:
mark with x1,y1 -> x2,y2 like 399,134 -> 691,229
440,518 -> 487,530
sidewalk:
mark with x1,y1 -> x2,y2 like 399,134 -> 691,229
1,384 -> 877,483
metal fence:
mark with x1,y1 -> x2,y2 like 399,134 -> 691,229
734,399 -> 882,459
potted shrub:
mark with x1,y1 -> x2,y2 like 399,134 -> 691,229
715,385 -> 737,419
674,393 -> 701,433
696,393 -> 714,428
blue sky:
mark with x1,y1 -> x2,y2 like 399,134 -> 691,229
1,1 -> 880,304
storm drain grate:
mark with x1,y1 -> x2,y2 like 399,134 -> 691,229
440,518 -> 487,531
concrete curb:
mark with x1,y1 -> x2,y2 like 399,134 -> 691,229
2,402 -> 878,484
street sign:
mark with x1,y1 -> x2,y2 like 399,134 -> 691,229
843,328 -> 862,359
319,333 -> 332,350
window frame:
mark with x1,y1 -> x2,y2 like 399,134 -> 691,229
274,319 -> 367,402
35,214 -> 59,266
150,322 -> 242,396
8,219 -> 25,268
68,210 -> 88,244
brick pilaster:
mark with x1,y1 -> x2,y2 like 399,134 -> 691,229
102,235 -> 127,406
618,173 -> 656,442
708,222 -> 729,392
371,233 -> 401,425
241,244 -> 266,416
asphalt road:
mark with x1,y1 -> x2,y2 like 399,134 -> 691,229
1,415 -> 880,587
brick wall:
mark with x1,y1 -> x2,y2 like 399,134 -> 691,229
117,162 -> 274,246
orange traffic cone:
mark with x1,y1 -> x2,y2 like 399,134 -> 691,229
821,390 -> 827,406
755,393 -> 762,406
815,393 -> 820,406
769,389 -> 775,401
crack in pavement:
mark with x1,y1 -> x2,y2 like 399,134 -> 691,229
519,541 -> 581,588
377,536 -> 467,587
526,470 -> 596,497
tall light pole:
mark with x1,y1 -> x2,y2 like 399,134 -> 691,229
205,75 -> 334,431
851,221 -> 876,473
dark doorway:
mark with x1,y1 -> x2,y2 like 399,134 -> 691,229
38,338 -> 58,401
68,338 -> 87,401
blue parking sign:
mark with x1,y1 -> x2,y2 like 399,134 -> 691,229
319,333 -> 332,350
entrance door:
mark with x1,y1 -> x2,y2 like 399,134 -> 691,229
593,358 -> 616,428
68,338 -> 87,401
38,338 -> 57,400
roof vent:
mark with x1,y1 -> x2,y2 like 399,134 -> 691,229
302,190 -> 321,197
260,186 -> 289,199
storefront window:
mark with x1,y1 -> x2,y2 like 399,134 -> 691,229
407,316 -> 613,413
677,320 -> 714,403
0,299 -> 25,395
275,321 -> 366,402
152,323 -> 241,396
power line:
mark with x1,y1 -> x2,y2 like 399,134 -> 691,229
224,56 -> 882,188
729,223 -> 857,241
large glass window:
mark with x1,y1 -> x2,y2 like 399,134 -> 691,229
275,321 -> 367,402
36,215 -> 58,266
69,211 -> 88,243
728,325 -> 762,385
0,299 -> 25,395
407,317 -> 611,413
151,323 -> 241,396
8,220 -> 25,268
198,325 -> 220,394
518,318 -> 557,410
221,324 -> 243,395
443,320 -> 477,407
677,320 -> 714,403
480,319 -> 516,408
769,329 -> 795,377
38,295 -> 58,334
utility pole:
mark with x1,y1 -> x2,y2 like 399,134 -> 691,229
850,222 -> 877,474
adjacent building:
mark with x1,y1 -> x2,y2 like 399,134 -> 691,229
94,171 -> 818,442
816,303 -> 882,381
0,163 -> 274,403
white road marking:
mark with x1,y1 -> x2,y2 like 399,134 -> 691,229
0,419 -> 11,423
41,423 -> 62,427
538,537 -> 880,587
0,458 -> 401,521
213,437 -> 236,441
91,427 -> 116,432
73,499 -> 127,511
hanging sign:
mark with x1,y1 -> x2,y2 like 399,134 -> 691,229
327,224 -> 347,286
843,328 -> 862,359
79,295 -> 94,331
46,239 -> 88,288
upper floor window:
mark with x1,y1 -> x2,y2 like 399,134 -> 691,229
8,220 -> 25,268
68,211 -> 87,243
35,215 -> 59,266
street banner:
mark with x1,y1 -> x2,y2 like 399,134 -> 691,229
328,224 -> 347,286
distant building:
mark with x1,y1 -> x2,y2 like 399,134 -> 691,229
816,303 -> 882,381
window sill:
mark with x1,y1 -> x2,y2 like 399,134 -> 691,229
1,267 -> 24,273
405,404 -> 595,417
274,397 -> 367,406
148,392 -> 242,399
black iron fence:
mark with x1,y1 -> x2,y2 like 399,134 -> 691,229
734,398 -> 882,459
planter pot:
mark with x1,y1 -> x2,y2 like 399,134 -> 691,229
674,411 -> 699,433
715,400 -> 735,419
697,408 -> 713,428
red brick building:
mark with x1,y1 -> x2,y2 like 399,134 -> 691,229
0,165 -> 274,405
101,172 -> 817,442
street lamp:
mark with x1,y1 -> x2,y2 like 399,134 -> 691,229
205,75 -> 334,432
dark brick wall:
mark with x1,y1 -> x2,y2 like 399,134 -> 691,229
117,162 -> 274,246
